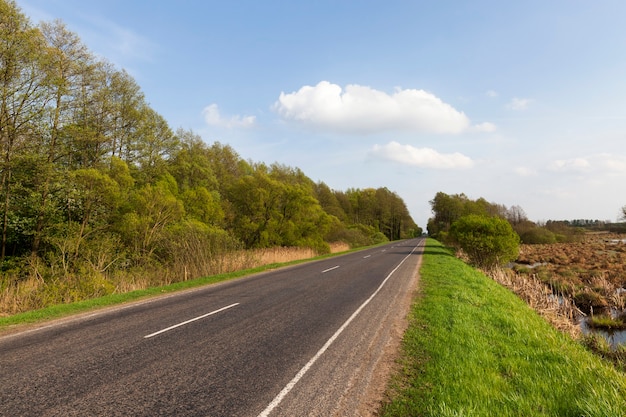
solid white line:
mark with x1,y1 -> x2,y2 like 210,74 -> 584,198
322,265 -> 340,273
257,243 -> 420,417
144,303 -> 240,339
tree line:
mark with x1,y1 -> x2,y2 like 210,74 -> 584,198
0,1 -> 419,285
427,191 -> 626,248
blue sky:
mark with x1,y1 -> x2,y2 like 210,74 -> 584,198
15,0 -> 626,228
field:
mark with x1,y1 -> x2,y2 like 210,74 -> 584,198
515,233 -> 626,316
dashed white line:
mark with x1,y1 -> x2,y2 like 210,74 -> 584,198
321,265 -> 340,273
144,303 -> 240,339
257,243 -> 420,417
363,255 -> 371,259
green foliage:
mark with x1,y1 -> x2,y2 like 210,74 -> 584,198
160,220 -> 242,274
337,187 -> 417,241
427,192 -> 507,238
518,225 -> 557,244
449,214 -> 520,268
226,166 -> 333,250
116,176 -> 185,260
544,220 -> 584,243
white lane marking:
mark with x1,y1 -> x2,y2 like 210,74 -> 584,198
257,243 -> 420,417
363,255 -> 371,259
144,303 -> 239,339
322,266 -> 340,273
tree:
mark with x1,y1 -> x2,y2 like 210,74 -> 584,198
117,175 -> 184,260
31,20 -> 93,253
427,192 -> 467,237
133,106 -> 177,182
449,214 -> 520,268
169,129 -> 218,191
506,205 -> 528,225
314,182 -> 347,222
0,1 -> 49,259
63,167 -> 122,256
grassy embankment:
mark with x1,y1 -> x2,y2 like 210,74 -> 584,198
381,239 -> 626,417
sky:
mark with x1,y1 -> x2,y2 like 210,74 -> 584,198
14,0 -> 626,228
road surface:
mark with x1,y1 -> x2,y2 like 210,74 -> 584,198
0,238 -> 424,416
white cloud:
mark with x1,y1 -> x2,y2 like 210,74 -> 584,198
486,90 -> 499,98
549,157 -> 590,173
471,122 -> 497,132
506,97 -> 532,110
514,166 -> 538,177
549,154 -> 626,174
273,81 -> 475,134
202,104 -> 256,128
370,141 -> 474,169
600,154 -> 626,173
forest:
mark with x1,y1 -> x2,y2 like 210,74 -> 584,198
0,1 -> 419,313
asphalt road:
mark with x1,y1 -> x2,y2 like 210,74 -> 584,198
0,238 -> 424,417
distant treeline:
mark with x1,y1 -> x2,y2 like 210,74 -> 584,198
427,192 -> 625,244
546,220 -> 626,234
0,1 -> 419,281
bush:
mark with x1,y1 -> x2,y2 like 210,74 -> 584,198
519,227 -> 557,244
449,214 -> 520,268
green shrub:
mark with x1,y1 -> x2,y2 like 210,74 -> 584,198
449,214 -> 520,268
520,227 -> 557,244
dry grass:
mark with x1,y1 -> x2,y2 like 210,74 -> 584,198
1,243 -> 349,317
486,267 -> 583,339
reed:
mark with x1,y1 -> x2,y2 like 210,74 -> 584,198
486,266 -> 582,338
0,244 -> 340,316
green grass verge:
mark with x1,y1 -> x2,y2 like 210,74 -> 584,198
381,239 -> 626,417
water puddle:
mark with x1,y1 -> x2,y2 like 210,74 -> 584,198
579,310 -> 626,350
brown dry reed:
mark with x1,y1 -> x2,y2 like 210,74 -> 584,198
485,266 -> 583,339
0,242 -> 351,317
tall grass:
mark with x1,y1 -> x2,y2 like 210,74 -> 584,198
381,239 -> 626,417
0,242 -> 350,317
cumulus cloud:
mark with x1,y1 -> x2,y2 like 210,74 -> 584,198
471,122 -> 497,132
202,104 -> 256,128
370,141 -> 474,169
506,97 -> 532,110
273,81 -> 476,134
